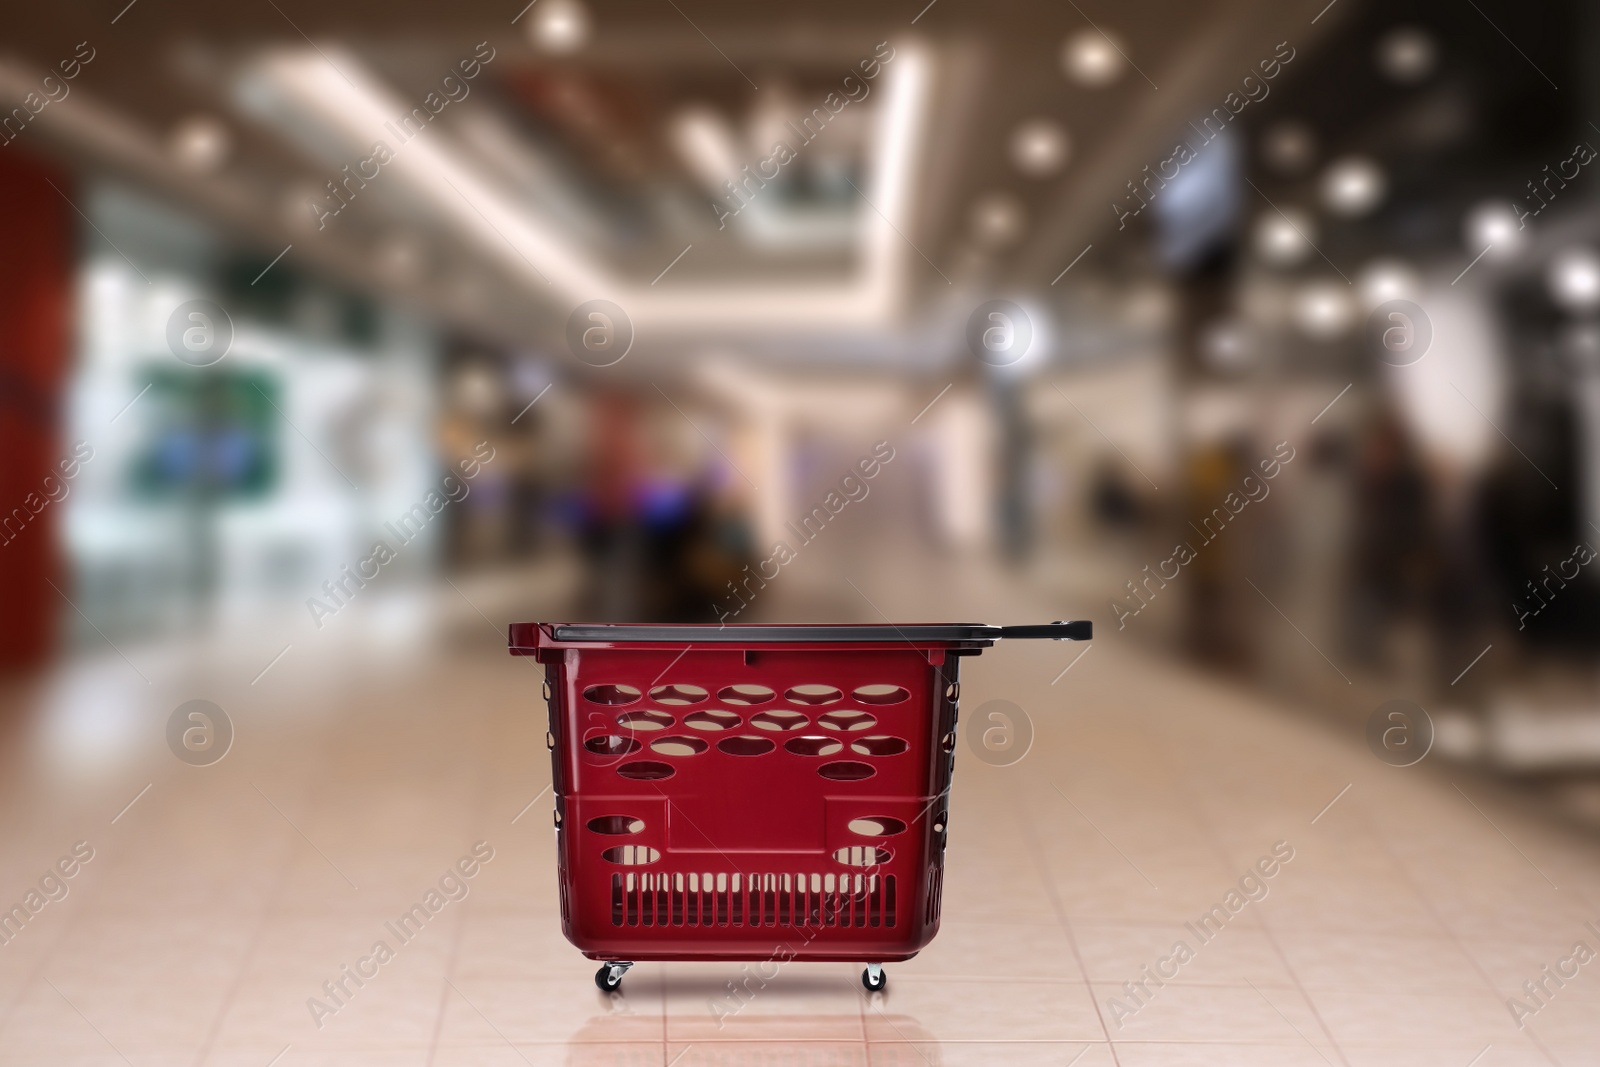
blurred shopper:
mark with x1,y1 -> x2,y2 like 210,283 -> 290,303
1346,410 -> 1436,675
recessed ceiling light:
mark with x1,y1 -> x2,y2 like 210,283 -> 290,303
1261,121 -> 1316,175
970,193 -> 1026,248
1060,29 -> 1125,88
1357,258 -> 1421,308
1009,119 -> 1070,178
1376,26 -> 1438,84
1549,248 -> 1600,311
531,0 -> 591,54
1253,208 -> 1316,266
1463,200 -> 1525,261
1294,281 -> 1355,338
1320,156 -> 1386,217
170,115 -> 231,173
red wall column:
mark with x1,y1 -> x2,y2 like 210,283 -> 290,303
0,148 -> 71,671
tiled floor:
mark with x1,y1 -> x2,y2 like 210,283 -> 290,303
2,560 -> 1599,1066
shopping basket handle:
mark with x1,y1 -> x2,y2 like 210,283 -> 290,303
996,621 -> 1092,641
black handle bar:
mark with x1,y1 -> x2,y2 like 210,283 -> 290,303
996,621 -> 1093,641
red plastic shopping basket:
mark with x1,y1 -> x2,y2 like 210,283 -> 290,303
508,620 -> 1091,992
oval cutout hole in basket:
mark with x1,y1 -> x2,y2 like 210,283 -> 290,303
617,709 -> 673,731
848,816 -> 907,837
650,735 -> 709,757
718,684 -> 775,706
584,734 -> 641,756
684,709 -> 740,732
717,735 -> 776,756
617,761 -> 675,781
751,709 -> 807,732
817,709 -> 876,732
649,683 -> 707,705
784,684 -> 842,706
601,845 -> 661,865
850,735 -> 909,757
785,735 -> 843,757
818,761 -> 876,781
852,684 -> 909,705
583,684 -> 642,706
587,815 -> 645,835
833,845 -> 891,867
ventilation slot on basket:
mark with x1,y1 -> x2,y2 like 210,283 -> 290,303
602,845 -> 660,865
717,735 -> 775,756
617,710 -> 673,731
818,761 -> 876,781
684,709 -> 740,731
784,684 -> 843,706
584,684 -> 642,706
616,760 -> 675,780
833,845 -> 891,866
650,736 -> 708,756
817,710 -> 876,732
750,709 -> 807,732
585,735 -> 641,756
852,684 -> 910,705
610,871 -> 897,929
718,684 -> 775,706
649,684 -> 707,705
587,815 -> 645,835
849,736 -> 908,756
785,735 -> 843,757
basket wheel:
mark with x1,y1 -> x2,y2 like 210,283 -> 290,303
861,964 -> 887,993
595,962 -> 630,992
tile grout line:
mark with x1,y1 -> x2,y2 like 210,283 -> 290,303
1148,732 -> 1352,1067
187,763 -> 340,1067
1353,801 -> 1567,1067
423,831 -> 481,1064
0,818 -> 138,1044
427,694 -> 516,1065
1010,772 -> 1124,1067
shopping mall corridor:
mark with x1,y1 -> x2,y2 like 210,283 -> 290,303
0,553 -> 1596,1067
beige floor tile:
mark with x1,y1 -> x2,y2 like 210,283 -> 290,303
896,920 -> 1085,980
662,962 -> 865,1043
1113,1044 -> 1338,1067
1089,981 -> 1331,1046
859,978 -> 1103,1043
1072,919 -> 1298,988
868,1040 -> 1112,1066
1270,929 -> 1487,993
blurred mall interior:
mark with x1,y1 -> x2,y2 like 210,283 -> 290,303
5,0 -> 1600,1062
